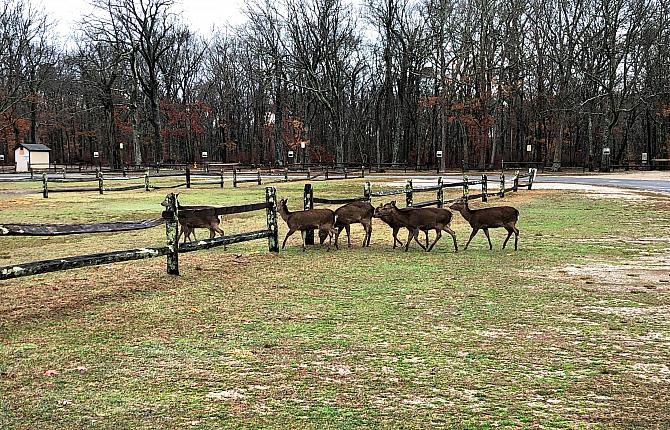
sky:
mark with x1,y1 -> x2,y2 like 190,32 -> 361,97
35,0 -> 247,40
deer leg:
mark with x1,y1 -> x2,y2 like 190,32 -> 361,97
516,227 -> 520,250
301,230 -> 307,251
319,229 -> 328,245
334,226 -> 343,248
214,224 -> 226,250
444,226 -> 458,252
502,227 -> 513,249
405,229 -> 415,252
483,228 -> 493,250
345,224 -> 352,247
464,228 -> 479,250
364,222 -> 372,247
413,229 -> 427,251
427,229 -> 441,252
424,231 -> 429,248
392,227 -> 402,249
282,228 -> 297,249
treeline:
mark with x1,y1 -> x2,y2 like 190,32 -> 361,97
1,0 -> 669,171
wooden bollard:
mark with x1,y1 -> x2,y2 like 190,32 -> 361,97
303,183 -> 314,245
164,192 -> 179,275
98,172 -> 104,194
500,173 -> 506,197
528,168 -> 535,190
405,179 -> 413,207
257,169 -> 262,185
265,187 -> 279,253
325,168 -> 329,180
437,177 -> 444,208
220,169 -> 224,188
185,167 -> 191,189
233,169 -> 238,188
284,168 -> 289,182
62,168 -> 66,179
42,173 -> 48,199
307,168 -> 310,179
344,168 -> 348,179
364,181 -> 372,201
361,166 -> 365,179
513,170 -> 519,192
144,170 -> 150,191
482,174 -> 488,202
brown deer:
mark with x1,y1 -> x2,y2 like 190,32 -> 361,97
375,202 -> 458,252
278,198 -> 338,251
449,199 -> 519,250
373,204 -> 429,249
319,201 -> 374,248
161,195 -> 225,243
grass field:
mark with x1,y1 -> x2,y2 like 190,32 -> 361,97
1,178 -> 669,429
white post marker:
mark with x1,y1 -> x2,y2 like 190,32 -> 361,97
436,150 -> 443,158
202,151 -> 208,158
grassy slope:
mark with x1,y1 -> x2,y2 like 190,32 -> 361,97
1,179 -> 669,429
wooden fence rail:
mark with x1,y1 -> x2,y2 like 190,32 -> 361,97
0,188 -> 280,280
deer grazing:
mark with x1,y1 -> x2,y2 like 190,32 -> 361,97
449,199 -> 519,250
277,198 -> 338,251
319,201 -> 374,248
161,195 -> 225,243
375,201 -> 458,252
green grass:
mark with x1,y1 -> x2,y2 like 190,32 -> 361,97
1,179 -> 670,429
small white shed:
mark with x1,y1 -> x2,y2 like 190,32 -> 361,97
14,143 -> 51,172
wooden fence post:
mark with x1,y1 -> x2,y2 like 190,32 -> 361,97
405,179 -> 413,207
257,169 -> 262,185
220,169 -> 224,188
361,165 -> 365,178
42,173 -> 48,199
144,170 -> 150,191
233,168 -> 238,187
482,174 -> 488,202
513,170 -> 519,192
437,177 -> 444,208
284,168 -> 289,182
186,167 -> 191,189
62,168 -> 66,179
344,168 -> 348,179
307,167 -> 310,179
528,168 -> 536,190
303,183 -> 314,245
98,171 -> 104,194
364,181 -> 372,202
266,187 -> 279,253
462,175 -> 469,200
325,168 -> 329,180
500,173 -> 506,197
164,192 -> 179,275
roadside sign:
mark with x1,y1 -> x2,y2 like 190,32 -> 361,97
201,151 -> 208,158
288,150 -> 294,158
642,152 -> 648,163
0,155 -> 4,162
526,144 -> 532,152
93,151 -> 99,158
602,148 -> 610,155
436,150 -> 443,158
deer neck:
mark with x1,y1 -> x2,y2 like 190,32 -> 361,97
277,204 -> 290,222
459,205 -> 473,222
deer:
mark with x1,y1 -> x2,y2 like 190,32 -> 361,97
277,198 -> 338,251
449,199 -> 519,250
318,201 -> 374,248
373,204 -> 429,249
375,201 -> 458,252
161,194 -> 225,243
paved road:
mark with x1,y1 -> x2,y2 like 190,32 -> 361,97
366,174 -> 670,194
2,172 -> 669,194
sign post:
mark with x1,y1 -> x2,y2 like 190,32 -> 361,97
601,147 -> 611,172
436,150 -> 443,174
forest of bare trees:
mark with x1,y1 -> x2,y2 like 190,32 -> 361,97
1,0 -> 669,171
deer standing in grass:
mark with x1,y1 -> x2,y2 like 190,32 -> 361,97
161,194 -> 225,243
278,198 -> 338,251
449,199 -> 519,250
319,201 -> 374,248
373,204 -> 429,249
375,201 -> 457,252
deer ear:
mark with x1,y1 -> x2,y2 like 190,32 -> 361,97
391,201 -> 397,207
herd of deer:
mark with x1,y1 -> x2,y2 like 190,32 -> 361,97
166,194 -> 520,253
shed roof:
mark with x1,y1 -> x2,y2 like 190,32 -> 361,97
16,143 -> 52,152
